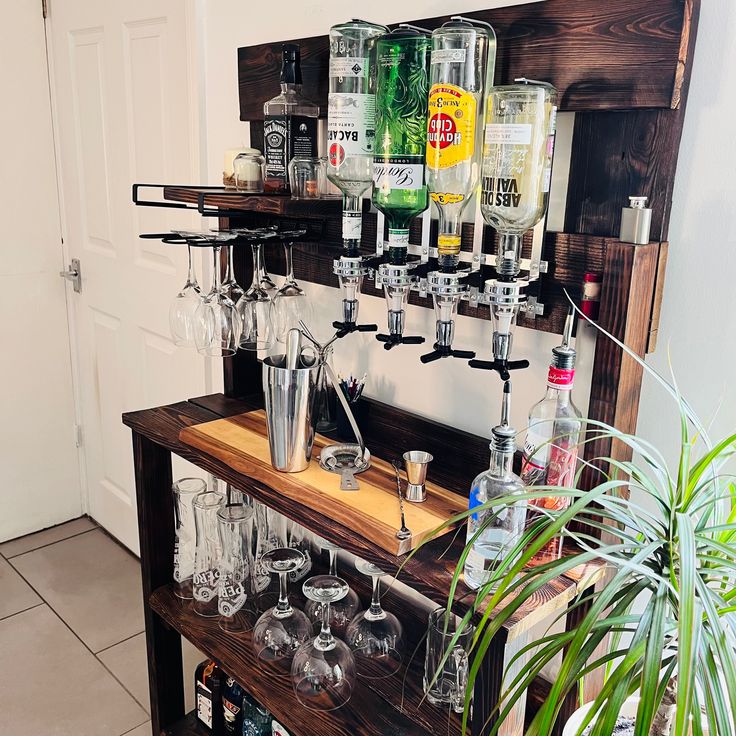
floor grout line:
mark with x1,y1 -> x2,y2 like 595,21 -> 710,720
2,525 -> 99,559
119,719 -> 151,736
0,601 -> 45,623
6,548 -> 152,717
95,628 -> 146,655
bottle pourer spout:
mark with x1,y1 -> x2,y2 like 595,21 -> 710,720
501,379 -> 511,428
562,306 -> 575,349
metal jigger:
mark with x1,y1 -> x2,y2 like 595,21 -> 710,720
333,256 -> 377,336
420,272 -> 476,363
376,263 -> 424,350
402,450 -> 433,503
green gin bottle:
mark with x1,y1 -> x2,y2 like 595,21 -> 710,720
372,26 -> 430,264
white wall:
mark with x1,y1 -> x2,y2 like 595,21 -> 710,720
0,2 -> 82,539
200,0 -> 735,460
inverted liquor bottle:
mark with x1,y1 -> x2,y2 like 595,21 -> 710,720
464,381 -> 526,590
425,17 -> 496,272
480,80 -> 557,276
520,311 -> 582,564
327,19 -> 386,253
263,44 -> 319,194
372,26 -> 430,263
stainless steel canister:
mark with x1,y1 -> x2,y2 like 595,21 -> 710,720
263,354 -> 318,472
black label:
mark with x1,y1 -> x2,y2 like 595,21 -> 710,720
264,114 -> 318,191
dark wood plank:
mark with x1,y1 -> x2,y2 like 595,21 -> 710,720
132,431 -> 185,734
646,241 -> 669,354
151,584 -> 437,736
239,0 -> 693,119
163,712 -> 208,735
564,0 -> 700,237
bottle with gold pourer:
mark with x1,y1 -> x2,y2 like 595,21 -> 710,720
421,16 -> 496,363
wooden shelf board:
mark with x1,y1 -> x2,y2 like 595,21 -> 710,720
162,186 -> 342,218
151,584 -> 452,736
124,394 -> 606,641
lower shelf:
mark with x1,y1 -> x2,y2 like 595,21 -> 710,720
151,584 -> 463,736
163,711 -> 207,735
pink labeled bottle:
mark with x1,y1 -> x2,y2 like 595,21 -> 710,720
520,310 -> 582,563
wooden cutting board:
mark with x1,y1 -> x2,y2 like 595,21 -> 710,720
178,410 -> 466,556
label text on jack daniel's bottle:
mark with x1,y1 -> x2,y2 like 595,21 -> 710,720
481,176 -> 522,208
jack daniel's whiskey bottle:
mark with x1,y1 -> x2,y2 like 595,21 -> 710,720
263,44 -> 319,193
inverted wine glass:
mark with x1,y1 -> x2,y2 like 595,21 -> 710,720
180,230 -> 241,357
291,574 -> 356,711
221,245 -> 245,304
251,548 -> 312,676
270,240 -> 315,342
345,560 -> 404,679
305,538 -> 360,638
168,239 -> 202,347
236,241 -> 276,352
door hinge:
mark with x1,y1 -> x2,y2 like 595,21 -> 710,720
42,0 -> 48,19
74,424 -> 83,448
60,258 -> 82,293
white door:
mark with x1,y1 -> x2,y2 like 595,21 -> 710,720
0,0 -> 82,541
47,0 -> 208,552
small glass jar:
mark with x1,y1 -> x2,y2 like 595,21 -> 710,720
288,156 -> 321,199
234,152 -> 265,193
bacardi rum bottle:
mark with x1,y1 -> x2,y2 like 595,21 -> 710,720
464,381 -> 526,590
327,19 -> 386,252
426,17 -> 495,271
372,26 -> 430,264
263,44 -> 319,194
520,311 -> 582,563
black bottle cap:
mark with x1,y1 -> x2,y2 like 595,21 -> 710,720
281,43 -> 302,84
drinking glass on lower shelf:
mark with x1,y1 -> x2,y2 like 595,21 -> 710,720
252,548 -> 312,676
345,560 -> 404,679
172,477 -> 207,600
291,575 -> 356,711
192,490 -> 225,617
217,504 -> 255,633
423,607 -> 475,713
305,538 -> 360,638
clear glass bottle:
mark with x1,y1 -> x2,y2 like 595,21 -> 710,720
372,26 -> 430,264
480,80 -> 557,276
520,311 -> 582,563
327,19 -> 386,252
464,381 -> 526,591
263,44 -> 320,194
426,17 -> 496,271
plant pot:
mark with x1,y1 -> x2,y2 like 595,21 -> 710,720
563,696 -> 709,736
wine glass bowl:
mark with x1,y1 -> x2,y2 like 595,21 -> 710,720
252,548 -> 312,676
345,560 -> 404,679
291,575 -> 356,711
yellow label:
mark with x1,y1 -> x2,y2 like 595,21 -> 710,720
430,192 -> 465,206
437,234 -> 461,247
426,84 -> 477,170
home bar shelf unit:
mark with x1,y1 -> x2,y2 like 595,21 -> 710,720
126,0 -> 699,734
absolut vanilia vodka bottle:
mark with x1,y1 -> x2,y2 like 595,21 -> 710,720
426,17 -> 495,271
372,25 -> 430,263
327,19 -> 386,251
480,80 -> 557,276
464,381 -> 526,590
520,310 -> 582,564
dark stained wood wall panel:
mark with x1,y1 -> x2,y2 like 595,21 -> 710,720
238,0 -> 693,120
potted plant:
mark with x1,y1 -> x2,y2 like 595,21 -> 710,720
420,313 -> 736,736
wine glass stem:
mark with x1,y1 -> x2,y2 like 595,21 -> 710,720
224,246 -> 235,284
211,245 -> 222,292
283,242 -> 295,285
328,549 -> 337,577
364,574 -> 386,622
274,570 -> 293,618
315,601 -> 335,651
250,243 -> 262,288
186,245 -> 197,287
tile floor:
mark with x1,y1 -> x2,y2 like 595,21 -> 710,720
0,517 -> 203,736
